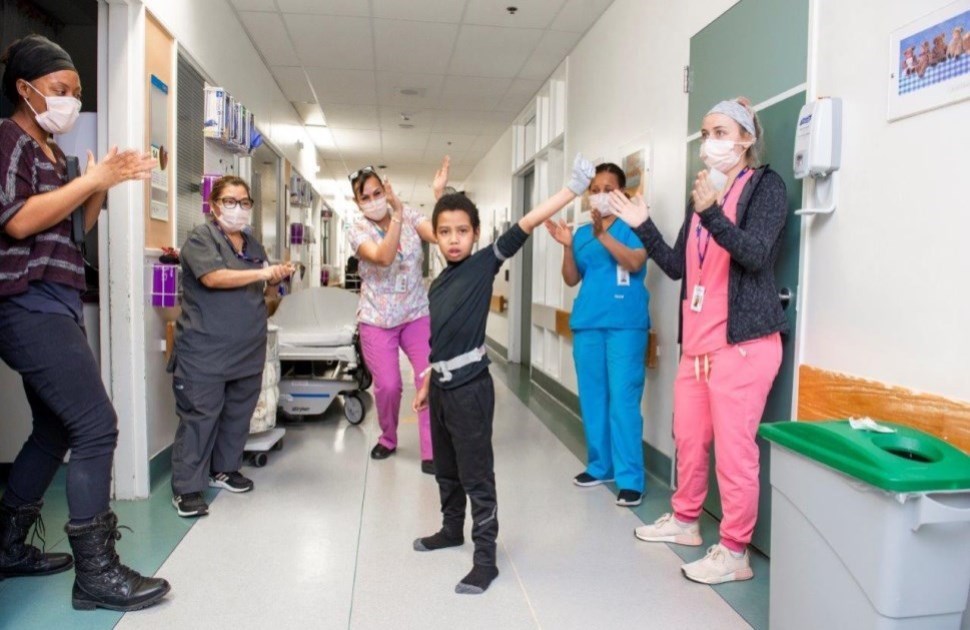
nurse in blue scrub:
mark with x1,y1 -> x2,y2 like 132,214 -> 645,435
545,163 -> 650,507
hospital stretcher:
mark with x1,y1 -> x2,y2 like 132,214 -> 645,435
269,287 -> 371,424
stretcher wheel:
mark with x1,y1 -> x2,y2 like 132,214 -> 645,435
251,452 -> 268,468
343,393 -> 364,425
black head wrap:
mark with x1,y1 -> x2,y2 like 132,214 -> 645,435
1,35 -> 77,104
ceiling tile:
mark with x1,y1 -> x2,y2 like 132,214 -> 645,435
270,66 -> 315,102
496,78 -> 543,112
439,75 -> 512,110
448,25 -> 540,78
549,0 -> 614,32
373,0 -> 465,23
332,128 -> 382,149
376,72 -> 445,109
231,0 -> 277,11
463,0 -> 567,29
381,129 -> 431,152
518,29 -> 581,80
283,14 -> 373,69
321,104 -> 380,129
275,0 -> 369,16
431,110 -> 488,134
306,68 -> 377,105
238,12 -> 300,66
374,21 -> 460,74
425,132 -> 478,155
379,108 -> 436,132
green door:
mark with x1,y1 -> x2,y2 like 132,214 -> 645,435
686,0 -> 808,555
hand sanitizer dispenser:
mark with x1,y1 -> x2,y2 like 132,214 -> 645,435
793,97 -> 842,215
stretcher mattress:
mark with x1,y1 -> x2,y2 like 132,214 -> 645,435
270,287 -> 358,353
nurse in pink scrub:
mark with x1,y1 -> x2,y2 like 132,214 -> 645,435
610,97 -> 789,585
346,160 -> 448,475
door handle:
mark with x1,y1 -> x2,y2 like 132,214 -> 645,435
779,287 -> 793,310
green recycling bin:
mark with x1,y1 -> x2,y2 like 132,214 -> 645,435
759,420 -> 970,630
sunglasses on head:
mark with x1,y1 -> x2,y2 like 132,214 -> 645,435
348,165 -> 377,184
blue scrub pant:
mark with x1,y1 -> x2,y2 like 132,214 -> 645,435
572,328 -> 647,493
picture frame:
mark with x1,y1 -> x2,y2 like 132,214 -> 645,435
888,0 -> 970,121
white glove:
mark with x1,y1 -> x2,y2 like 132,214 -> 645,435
566,153 -> 595,196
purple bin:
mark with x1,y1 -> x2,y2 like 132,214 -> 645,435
151,264 -> 178,308
290,223 -> 304,245
201,174 -> 221,214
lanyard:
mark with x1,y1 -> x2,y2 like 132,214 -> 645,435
214,222 -> 263,264
695,168 -> 748,271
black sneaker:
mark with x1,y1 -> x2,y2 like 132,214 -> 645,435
370,444 -> 396,460
172,492 -> 209,518
209,471 -> 254,493
616,490 -> 643,507
421,460 -> 435,475
573,472 -> 613,487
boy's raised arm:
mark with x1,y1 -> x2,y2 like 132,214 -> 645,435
517,154 -> 594,234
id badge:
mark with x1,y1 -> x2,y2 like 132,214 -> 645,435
394,274 -> 408,293
616,265 -> 630,287
690,284 -> 705,313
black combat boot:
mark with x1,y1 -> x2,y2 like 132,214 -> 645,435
0,500 -> 73,579
65,510 -> 170,611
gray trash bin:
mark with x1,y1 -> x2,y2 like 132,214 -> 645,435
760,421 -> 970,630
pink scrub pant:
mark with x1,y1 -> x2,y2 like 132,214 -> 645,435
671,333 -> 782,551
358,316 -> 433,460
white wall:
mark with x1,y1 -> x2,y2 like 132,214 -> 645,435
142,0 -> 323,185
799,0 -> 970,404
463,128 -> 514,350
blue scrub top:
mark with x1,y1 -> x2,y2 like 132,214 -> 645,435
569,219 -> 650,331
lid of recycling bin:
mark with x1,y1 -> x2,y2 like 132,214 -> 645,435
759,420 -> 970,493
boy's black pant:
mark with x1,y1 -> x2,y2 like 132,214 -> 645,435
429,371 -> 498,567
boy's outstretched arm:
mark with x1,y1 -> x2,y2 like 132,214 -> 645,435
517,154 -> 594,234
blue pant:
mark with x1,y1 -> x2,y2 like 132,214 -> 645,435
573,328 -> 647,493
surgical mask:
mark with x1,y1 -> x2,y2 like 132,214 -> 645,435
215,204 -> 251,233
589,192 -> 613,216
700,138 -> 743,174
24,82 -> 81,135
360,197 -> 388,221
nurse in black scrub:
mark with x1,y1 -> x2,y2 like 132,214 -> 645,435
169,175 -> 294,518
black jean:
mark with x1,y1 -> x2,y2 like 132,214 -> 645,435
0,302 -> 118,522
429,371 -> 498,567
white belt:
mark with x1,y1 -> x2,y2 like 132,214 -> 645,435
422,345 -> 487,383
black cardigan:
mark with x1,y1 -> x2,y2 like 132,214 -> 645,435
633,166 -> 789,345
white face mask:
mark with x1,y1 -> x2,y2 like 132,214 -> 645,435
589,192 -> 613,216
24,82 -> 81,135
360,197 -> 388,222
215,204 -> 251,233
700,138 -> 744,174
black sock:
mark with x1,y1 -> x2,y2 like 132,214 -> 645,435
413,529 -> 464,552
455,565 -> 499,594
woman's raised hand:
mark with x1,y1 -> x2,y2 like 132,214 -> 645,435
691,170 -> 719,213
609,191 -> 650,228
544,218 -> 573,247
432,155 -> 451,200
384,177 -> 404,215
85,147 -> 157,192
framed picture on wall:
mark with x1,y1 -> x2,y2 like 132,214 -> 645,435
888,0 -> 970,121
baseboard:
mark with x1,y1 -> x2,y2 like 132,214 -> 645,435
149,444 -> 173,489
485,335 -> 508,358
528,366 -> 672,487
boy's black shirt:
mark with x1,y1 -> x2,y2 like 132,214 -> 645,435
428,224 -> 529,390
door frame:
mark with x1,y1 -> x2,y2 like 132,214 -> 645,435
507,162 -> 535,365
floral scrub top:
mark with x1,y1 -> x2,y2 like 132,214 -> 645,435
347,206 -> 429,329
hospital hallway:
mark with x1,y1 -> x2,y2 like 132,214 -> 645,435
0,354 -> 767,629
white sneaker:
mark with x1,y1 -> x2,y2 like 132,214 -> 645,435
681,544 -> 753,584
634,513 -> 702,546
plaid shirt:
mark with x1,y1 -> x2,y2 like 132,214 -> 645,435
0,119 -> 85,297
